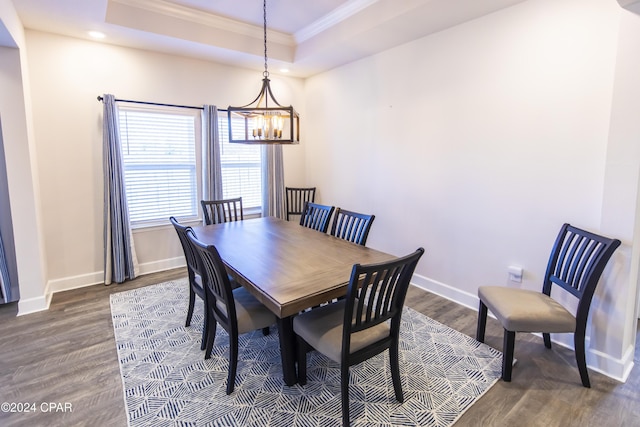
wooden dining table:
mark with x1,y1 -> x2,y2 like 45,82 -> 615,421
192,216 -> 397,386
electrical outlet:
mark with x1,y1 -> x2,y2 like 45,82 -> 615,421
508,265 -> 523,283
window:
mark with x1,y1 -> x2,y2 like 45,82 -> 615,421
118,105 -> 201,226
117,105 -> 262,227
218,115 -> 262,213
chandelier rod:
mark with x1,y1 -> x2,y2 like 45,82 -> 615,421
263,0 -> 268,78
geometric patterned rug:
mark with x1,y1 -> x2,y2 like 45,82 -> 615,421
110,279 -> 503,427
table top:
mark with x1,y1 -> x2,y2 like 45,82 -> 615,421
192,216 -> 396,318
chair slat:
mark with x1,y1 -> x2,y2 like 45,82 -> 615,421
201,197 -> 243,225
300,202 -> 334,233
286,187 -> 316,221
330,208 -> 375,246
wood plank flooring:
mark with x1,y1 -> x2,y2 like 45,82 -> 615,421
0,269 -> 638,426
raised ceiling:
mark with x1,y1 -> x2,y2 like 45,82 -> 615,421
11,0 -> 529,77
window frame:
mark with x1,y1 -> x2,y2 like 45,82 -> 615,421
117,103 -> 203,229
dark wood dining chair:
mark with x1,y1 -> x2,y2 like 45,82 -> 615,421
476,223 -> 620,387
201,197 -> 243,225
294,248 -> 425,426
299,201 -> 334,233
169,217 -> 209,350
285,187 -> 316,221
187,229 -> 276,394
330,208 -> 375,246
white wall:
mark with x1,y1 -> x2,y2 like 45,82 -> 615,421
21,30 -> 306,296
599,6 -> 640,375
304,0 -> 638,380
0,0 -> 48,312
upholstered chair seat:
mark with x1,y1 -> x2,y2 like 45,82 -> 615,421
216,287 -> 276,334
293,300 -> 390,363
478,286 -> 576,333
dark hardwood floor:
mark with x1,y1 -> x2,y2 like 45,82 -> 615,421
0,268 -> 638,426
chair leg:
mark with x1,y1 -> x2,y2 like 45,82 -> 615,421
543,332 -> 552,349
502,329 -> 515,382
341,364 -> 350,427
204,320 -> 217,359
262,327 -> 270,336
186,287 -> 196,327
389,338 -> 404,403
296,337 -> 308,386
476,301 -> 488,343
574,332 -> 591,388
226,335 -> 239,395
200,321 -> 207,351
201,306 -> 209,351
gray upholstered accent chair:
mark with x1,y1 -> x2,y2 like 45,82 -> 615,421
294,248 -> 425,426
299,201 -> 334,233
201,197 -> 243,225
285,187 -> 315,221
187,229 -> 276,394
476,223 -> 620,387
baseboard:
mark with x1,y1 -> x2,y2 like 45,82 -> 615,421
546,334 -> 635,383
588,343 -> 635,382
17,292 -> 52,316
17,257 -> 186,316
410,272 -> 635,383
410,273 -> 479,311
136,256 -> 185,276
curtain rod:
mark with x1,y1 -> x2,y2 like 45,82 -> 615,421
96,96 -> 228,112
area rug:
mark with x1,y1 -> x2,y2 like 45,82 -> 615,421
110,279 -> 503,426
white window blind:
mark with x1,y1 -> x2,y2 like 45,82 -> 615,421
218,115 -> 262,210
119,106 -> 200,225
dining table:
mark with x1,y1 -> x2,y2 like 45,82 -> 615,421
191,216 -> 397,386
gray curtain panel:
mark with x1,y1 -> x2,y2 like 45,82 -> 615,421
202,105 -> 224,205
102,94 -> 138,285
0,231 -> 10,303
261,145 -> 285,219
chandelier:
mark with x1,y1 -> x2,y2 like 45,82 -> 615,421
227,0 -> 300,144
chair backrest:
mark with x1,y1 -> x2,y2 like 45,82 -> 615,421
201,197 -> 243,225
169,216 -> 200,279
343,248 -> 425,346
299,201 -> 334,233
187,229 -> 237,331
330,208 -> 375,246
286,187 -> 316,221
543,223 -> 621,325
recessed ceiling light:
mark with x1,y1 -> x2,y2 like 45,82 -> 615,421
280,68 -> 290,73
88,31 -> 106,39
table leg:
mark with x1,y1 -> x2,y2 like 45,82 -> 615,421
276,316 -> 298,386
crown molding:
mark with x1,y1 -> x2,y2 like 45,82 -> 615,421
617,0 -> 640,14
295,0 -> 380,43
108,0 -> 295,46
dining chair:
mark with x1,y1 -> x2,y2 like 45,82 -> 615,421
285,187 -> 316,221
299,201 -> 334,233
294,248 -> 425,426
201,197 -> 243,225
169,217 -> 209,350
476,223 -> 620,387
187,229 -> 276,394
330,208 -> 375,246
